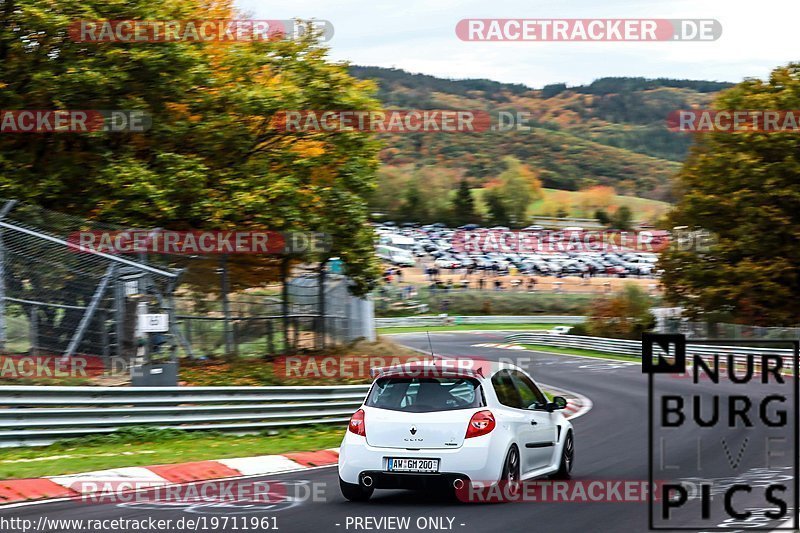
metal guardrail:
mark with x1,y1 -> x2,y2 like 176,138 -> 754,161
505,333 -> 797,365
0,385 -> 371,447
376,315 -> 587,328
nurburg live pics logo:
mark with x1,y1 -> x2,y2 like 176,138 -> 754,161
643,333 -> 799,530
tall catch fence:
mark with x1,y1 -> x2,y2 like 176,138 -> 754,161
0,199 -> 374,368
0,199 -> 179,361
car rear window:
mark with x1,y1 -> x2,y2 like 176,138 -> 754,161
365,377 -> 485,413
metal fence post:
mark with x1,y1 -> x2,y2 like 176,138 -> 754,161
62,264 -> 116,360
100,310 -> 109,359
114,272 -> 123,359
318,261 -> 327,350
0,200 -> 17,350
281,258 -> 289,354
219,255 -> 233,355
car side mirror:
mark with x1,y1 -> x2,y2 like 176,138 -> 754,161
546,396 -> 568,412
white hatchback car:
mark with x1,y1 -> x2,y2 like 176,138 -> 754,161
338,361 -> 574,501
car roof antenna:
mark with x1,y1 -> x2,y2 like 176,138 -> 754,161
427,331 -> 436,362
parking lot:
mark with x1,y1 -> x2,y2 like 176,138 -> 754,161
374,223 -> 664,283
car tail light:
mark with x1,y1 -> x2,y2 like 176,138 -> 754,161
465,410 -> 495,438
348,409 -> 366,437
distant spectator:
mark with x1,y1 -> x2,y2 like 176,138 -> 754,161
396,268 -> 404,283
494,279 -> 503,291
527,277 -> 537,292
478,277 -> 486,290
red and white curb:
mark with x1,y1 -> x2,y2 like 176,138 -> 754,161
0,388 -> 593,508
0,448 -> 341,506
542,383 -> 593,421
472,342 -> 527,350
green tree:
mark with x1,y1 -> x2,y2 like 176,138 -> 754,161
402,180 -> 426,223
595,208 -> 611,226
483,187 -> 510,226
452,179 -> 478,225
660,63 -> 800,325
611,206 -> 634,230
0,0 -> 382,295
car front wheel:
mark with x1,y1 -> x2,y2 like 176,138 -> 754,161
552,431 -> 574,479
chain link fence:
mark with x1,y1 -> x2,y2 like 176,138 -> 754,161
0,199 -> 374,366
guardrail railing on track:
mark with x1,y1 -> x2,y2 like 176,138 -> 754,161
376,315 -> 587,328
0,385 -> 371,447
505,333 -> 797,367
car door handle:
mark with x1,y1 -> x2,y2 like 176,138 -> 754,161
530,420 -> 538,426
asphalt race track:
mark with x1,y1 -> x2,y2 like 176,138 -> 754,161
2,331 -> 796,533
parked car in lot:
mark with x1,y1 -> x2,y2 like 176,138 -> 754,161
376,245 -> 416,267
434,257 -> 461,269
338,361 -> 574,501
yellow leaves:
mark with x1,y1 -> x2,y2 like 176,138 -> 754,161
166,102 -> 190,117
291,139 -> 325,158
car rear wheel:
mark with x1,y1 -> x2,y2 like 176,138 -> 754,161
339,477 -> 373,502
500,445 -> 521,498
552,431 -> 574,479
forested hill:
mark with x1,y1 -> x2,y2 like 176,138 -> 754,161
348,66 -> 734,201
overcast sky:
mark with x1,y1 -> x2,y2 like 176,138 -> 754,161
236,0 -> 795,88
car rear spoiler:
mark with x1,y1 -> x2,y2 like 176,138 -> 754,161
370,360 -> 485,379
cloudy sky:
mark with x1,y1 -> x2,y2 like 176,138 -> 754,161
236,0 -> 795,88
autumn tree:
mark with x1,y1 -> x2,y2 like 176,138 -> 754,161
0,0 -> 382,295
495,157 -> 543,225
660,63 -> 800,326
578,185 -> 615,216
586,284 -> 655,339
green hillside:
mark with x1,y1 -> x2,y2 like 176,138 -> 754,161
349,66 -> 732,201
473,188 -> 670,221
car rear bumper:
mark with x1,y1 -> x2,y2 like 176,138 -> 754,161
357,471 -> 470,490
338,434 -> 507,486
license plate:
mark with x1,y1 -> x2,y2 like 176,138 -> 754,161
387,458 -> 440,473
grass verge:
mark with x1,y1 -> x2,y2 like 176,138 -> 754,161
377,323 -> 564,334
0,425 -> 345,480
520,343 -> 638,362
180,338 -> 423,386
